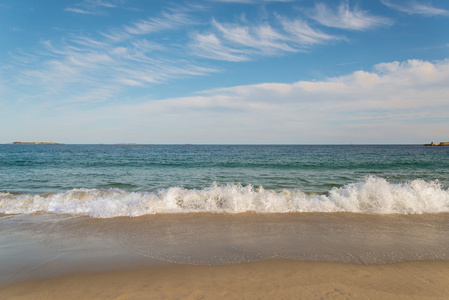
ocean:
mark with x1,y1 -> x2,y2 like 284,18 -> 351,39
1,144 -> 449,283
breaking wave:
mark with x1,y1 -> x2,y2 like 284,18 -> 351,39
1,177 -> 449,218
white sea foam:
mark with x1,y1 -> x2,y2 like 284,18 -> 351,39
1,177 -> 449,218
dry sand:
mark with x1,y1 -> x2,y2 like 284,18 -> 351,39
1,260 -> 449,299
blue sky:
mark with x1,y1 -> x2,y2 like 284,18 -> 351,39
1,0 -> 448,144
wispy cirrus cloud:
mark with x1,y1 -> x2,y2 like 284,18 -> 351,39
13,34 -> 215,104
12,0 -> 350,101
190,17 -> 340,61
125,11 -> 198,35
209,0 -> 292,2
212,19 -> 293,52
310,1 -> 393,30
65,0 -> 124,15
8,1 -> 397,109
190,33 -> 249,62
381,0 -> 449,16
279,17 -> 339,45
64,8 -> 91,14
10,6 -> 218,104
100,5 -> 202,43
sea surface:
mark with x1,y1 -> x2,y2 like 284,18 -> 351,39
1,144 -> 449,216
1,144 -> 449,282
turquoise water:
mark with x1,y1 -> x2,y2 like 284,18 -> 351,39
2,144 -> 448,193
1,144 -> 449,216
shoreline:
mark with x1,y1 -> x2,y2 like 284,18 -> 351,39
2,212 -> 449,282
1,260 -> 449,299
2,212 -> 449,298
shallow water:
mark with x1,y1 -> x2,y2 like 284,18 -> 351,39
1,212 -> 448,283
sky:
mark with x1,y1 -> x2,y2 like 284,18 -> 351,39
1,0 -> 448,144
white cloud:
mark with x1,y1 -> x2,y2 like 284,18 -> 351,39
64,7 -> 92,14
279,17 -> 339,45
214,20 -> 297,53
190,33 -> 249,61
8,6 -> 227,108
209,0 -> 292,3
13,34 -> 216,104
381,0 -> 449,16
98,5 -> 201,44
190,17 -> 340,61
10,1 -> 373,102
125,11 -> 197,35
310,2 -> 393,30
65,0 -> 123,15
56,58 -> 447,144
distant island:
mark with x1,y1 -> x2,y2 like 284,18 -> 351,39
424,142 -> 449,146
7,142 -> 64,145
115,143 -> 139,145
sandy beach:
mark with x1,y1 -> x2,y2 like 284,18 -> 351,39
1,260 -> 449,299
2,212 -> 449,299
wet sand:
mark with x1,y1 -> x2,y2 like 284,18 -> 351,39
2,213 -> 449,298
3,213 -> 449,267
2,260 -> 449,299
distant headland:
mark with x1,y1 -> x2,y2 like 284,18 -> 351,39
424,142 -> 449,146
7,142 -> 64,145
